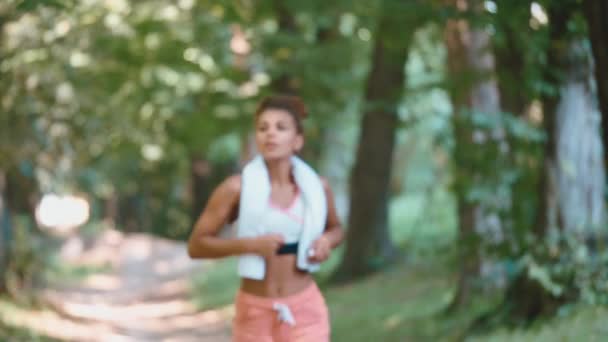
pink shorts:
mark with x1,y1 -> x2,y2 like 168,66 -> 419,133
232,282 -> 330,342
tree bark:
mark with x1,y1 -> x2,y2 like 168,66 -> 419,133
189,155 -> 237,230
267,3 -> 338,166
493,0 -> 542,259
102,193 -> 118,229
583,0 -> 608,172
332,2 -> 411,282
270,0 -> 298,95
190,155 -> 213,226
1,167 -> 38,295
494,1 -> 531,117
496,4 -> 606,325
542,44 -> 605,232
444,0 -> 503,309
497,50 -> 605,319
536,5 -> 605,235
117,193 -> 144,233
0,170 -> 10,293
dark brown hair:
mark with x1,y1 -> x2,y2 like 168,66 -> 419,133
254,94 -> 308,133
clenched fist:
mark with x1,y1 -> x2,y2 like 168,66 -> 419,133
251,234 -> 285,258
307,235 -> 331,263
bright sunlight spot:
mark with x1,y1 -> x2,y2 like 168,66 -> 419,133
531,2 -> 548,25
35,194 -> 90,233
484,1 -> 497,14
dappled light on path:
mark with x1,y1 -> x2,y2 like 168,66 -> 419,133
2,229 -> 232,341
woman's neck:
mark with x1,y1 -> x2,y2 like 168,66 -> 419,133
265,157 -> 294,187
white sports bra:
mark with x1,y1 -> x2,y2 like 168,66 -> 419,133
262,190 -> 305,244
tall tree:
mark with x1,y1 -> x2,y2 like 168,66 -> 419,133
494,0 -> 534,117
492,0 -> 545,264
0,0 -> 54,295
583,0 -> 608,170
269,0 -> 298,95
491,1 -> 606,324
535,4 -> 605,236
333,1 -> 420,281
0,171 -> 8,293
443,0 -> 504,309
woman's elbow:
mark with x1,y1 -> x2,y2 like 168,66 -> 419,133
187,243 -> 199,259
187,236 -> 206,259
187,246 -> 197,259
334,226 -> 345,247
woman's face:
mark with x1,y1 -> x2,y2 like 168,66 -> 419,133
255,108 -> 303,161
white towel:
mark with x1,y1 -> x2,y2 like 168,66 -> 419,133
236,155 -> 327,280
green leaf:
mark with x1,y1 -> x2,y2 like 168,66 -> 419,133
528,261 -> 564,297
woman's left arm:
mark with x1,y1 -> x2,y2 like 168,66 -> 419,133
308,178 -> 345,262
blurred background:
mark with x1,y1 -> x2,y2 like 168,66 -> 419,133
1,0 -> 607,341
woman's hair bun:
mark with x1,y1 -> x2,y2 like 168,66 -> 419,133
255,94 -> 308,120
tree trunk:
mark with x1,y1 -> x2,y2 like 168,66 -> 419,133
270,0 -> 298,95
117,193 -> 144,233
268,3 -> 337,166
103,193 -> 118,229
0,170 -> 10,293
190,155 -> 213,226
495,40 -> 605,324
494,2 -> 530,117
444,0 -> 503,309
332,2 -> 411,282
493,0 -> 541,255
1,166 -> 38,295
543,43 -> 605,232
189,155 -> 237,230
536,3 -> 606,234
497,5 -> 605,325
583,0 -> 608,172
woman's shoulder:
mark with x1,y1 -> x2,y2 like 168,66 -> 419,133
220,174 -> 242,196
221,174 -> 241,223
318,176 -> 331,192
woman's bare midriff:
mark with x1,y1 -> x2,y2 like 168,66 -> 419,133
240,253 -> 313,298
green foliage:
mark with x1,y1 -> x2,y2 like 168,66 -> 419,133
191,258 -> 240,310
446,106 -> 547,295
326,261 -> 465,342
2,0 -> 606,337
1,0 -> 384,238
3,216 -> 49,306
468,306 -> 608,341
2,0 -> 250,237
493,0 -> 556,100
0,319 -> 58,342
450,110 -> 545,232
516,231 -> 608,306
484,1 -> 608,320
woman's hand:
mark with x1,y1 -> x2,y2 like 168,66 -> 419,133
251,234 -> 285,258
308,235 -> 331,263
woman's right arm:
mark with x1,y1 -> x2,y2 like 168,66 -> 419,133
187,175 -> 284,259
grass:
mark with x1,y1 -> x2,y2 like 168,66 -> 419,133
325,260 -> 608,342
468,306 -> 608,342
191,258 -> 241,310
0,239 -> 109,342
324,259 -> 464,341
43,254 -> 111,286
389,188 -> 457,247
0,299 -> 59,342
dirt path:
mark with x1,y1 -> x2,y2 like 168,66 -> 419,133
6,230 -> 232,342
